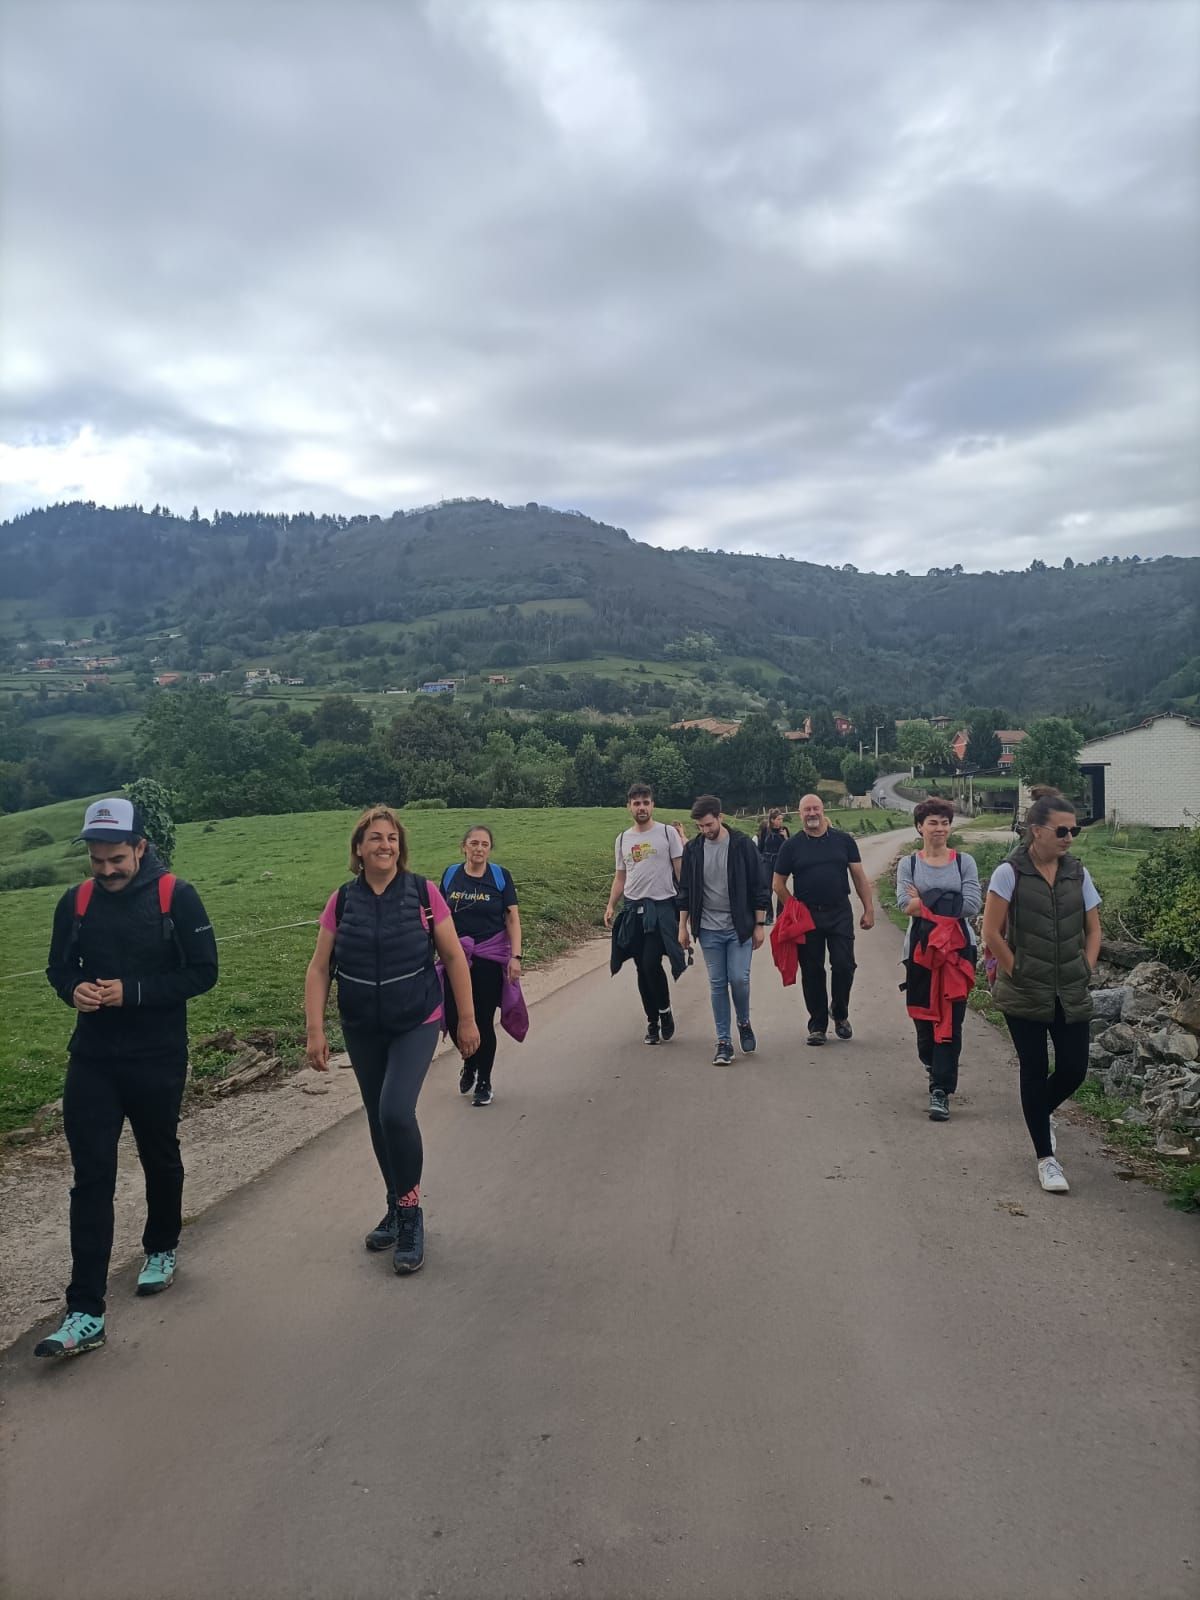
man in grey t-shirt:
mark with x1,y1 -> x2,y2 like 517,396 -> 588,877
677,794 -> 770,1065
605,783 -> 685,1045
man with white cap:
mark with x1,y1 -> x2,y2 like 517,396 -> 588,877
35,798 -> 218,1359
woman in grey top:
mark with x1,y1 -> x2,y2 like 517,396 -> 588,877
896,797 -> 981,1120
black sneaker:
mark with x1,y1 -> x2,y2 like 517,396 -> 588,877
459,1064 -> 475,1095
834,1020 -> 853,1041
806,1029 -> 827,1047
365,1204 -> 398,1252
658,1009 -> 675,1042
393,1205 -> 425,1274
644,1019 -> 661,1046
713,1039 -> 734,1065
929,1088 -> 950,1122
473,1081 -> 493,1106
737,1020 -> 757,1054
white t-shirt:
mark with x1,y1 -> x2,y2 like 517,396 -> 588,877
988,860 -> 1102,911
615,822 -> 683,903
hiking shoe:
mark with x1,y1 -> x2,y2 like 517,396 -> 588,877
659,1009 -> 676,1042
644,1019 -> 661,1046
136,1250 -> 176,1296
34,1312 -> 106,1359
1037,1157 -> 1070,1194
834,1020 -> 853,1041
737,1020 -> 757,1054
393,1205 -> 425,1274
806,1029 -> 826,1047
459,1065 -> 475,1095
473,1081 -> 493,1106
929,1088 -> 950,1122
365,1205 -> 398,1252
713,1039 -> 734,1065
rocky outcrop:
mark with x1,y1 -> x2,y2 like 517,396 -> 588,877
1087,961 -> 1200,1158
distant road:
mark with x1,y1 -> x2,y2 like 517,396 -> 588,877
874,770 -> 923,813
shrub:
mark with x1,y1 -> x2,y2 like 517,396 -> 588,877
0,861 -> 60,891
407,797 -> 448,810
1125,827 -> 1200,970
20,827 -> 55,851
125,777 -> 178,867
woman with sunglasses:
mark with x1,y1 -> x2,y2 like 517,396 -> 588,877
982,787 -> 1102,1194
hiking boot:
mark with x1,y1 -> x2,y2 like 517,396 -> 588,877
365,1204 -> 398,1252
473,1081 -> 493,1106
929,1088 -> 950,1122
658,1009 -> 675,1042
136,1250 -> 176,1295
393,1205 -> 425,1274
834,1020 -> 853,1041
34,1312 -> 106,1359
644,1019 -> 661,1046
1037,1157 -> 1070,1194
737,1020 -> 757,1054
713,1039 -> 734,1066
806,1029 -> 827,1047
459,1064 -> 475,1095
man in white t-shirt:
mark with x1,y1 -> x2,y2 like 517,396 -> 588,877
605,782 -> 685,1045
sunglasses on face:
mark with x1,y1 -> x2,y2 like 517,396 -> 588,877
1043,824 -> 1082,839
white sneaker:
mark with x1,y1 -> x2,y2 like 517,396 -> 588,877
1037,1156 -> 1069,1194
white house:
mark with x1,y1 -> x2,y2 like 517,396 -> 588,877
1077,714 -> 1200,829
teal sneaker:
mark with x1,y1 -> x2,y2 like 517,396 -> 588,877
136,1250 -> 177,1296
34,1311 -> 106,1359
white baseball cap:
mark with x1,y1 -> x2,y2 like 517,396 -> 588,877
76,798 -> 146,843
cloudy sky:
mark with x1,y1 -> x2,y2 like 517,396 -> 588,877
1,0 -> 1197,571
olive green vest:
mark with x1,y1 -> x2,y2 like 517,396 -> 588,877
992,844 -> 1093,1023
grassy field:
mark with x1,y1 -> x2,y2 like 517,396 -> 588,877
0,799 -> 907,1133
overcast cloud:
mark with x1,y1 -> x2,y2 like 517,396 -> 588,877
1,0 -> 1197,571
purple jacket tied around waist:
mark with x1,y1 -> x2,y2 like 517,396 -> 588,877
438,932 -> 529,1043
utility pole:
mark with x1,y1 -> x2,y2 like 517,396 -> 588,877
874,723 -> 884,759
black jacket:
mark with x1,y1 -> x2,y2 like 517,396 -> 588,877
610,896 -> 688,980
333,872 -> 441,1035
676,828 -> 771,945
46,850 -> 218,1063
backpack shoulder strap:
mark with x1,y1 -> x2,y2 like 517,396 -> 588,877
416,874 -> 436,952
441,864 -> 459,894
75,878 -> 96,919
490,862 -> 505,891
157,873 -> 177,915
334,882 -> 349,926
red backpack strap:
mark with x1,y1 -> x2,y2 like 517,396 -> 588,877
75,878 -> 96,919
157,873 -> 177,915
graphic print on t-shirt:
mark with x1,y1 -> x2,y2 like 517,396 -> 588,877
617,823 -> 683,903
442,863 -> 518,942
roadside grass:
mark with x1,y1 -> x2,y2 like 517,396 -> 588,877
1073,1079 -> 1200,1212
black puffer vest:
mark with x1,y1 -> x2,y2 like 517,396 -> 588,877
992,844 -> 1092,1023
333,873 -> 440,1034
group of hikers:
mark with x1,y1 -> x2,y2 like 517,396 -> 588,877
33,777 -> 1101,1359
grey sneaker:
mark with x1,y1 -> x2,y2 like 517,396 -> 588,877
365,1204 -> 398,1252
713,1039 -> 734,1065
806,1029 -> 826,1047
393,1205 -> 426,1274
928,1088 -> 950,1121
737,1020 -> 757,1054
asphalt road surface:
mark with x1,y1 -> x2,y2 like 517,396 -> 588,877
3,833 -> 1197,1600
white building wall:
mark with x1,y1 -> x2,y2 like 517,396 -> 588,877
1078,717 -> 1200,829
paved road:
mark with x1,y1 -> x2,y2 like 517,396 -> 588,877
3,833 -> 1197,1600
875,771 -> 929,814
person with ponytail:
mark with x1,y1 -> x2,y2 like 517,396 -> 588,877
981,787 -> 1102,1194
440,823 -> 523,1106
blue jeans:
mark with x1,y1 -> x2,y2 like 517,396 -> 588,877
697,929 -> 754,1042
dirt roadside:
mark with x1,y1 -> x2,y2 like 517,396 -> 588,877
0,936 -> 612,1350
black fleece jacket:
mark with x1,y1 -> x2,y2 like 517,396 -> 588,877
46,850 -> 218,1062
676,827 -> 771,945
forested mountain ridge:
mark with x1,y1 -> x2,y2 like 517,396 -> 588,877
2,498 -> 1197,717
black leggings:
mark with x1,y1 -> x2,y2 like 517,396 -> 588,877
635,928 -> 670,1021
443,957 -> 504,1086
1004,1000 -> 1090,1159
342,1023 -> 439,1205
914,999 -> 966,1095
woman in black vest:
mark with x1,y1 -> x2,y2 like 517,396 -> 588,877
305,806 -> 478,1273
441,823 -> 521,1107
755,809 -> 790,925
982,788 -> 1102,1195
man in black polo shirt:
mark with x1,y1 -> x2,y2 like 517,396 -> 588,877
771,793 -> 874,1046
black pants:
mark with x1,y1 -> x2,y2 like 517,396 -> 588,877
343,1023 -> 439,1205
1005,1000 -> 1090,1160
443,957 -> 504,1086
62,1053 -> 187,1316
914,1000 -> 966,1094
798,903 -> 856,1031
633,927 -> 671,1021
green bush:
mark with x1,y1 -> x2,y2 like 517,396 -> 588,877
1125,827 -> 1200,970
0,861 -> 60,892
407,797 -> 448,810
20,827 -> 55,851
